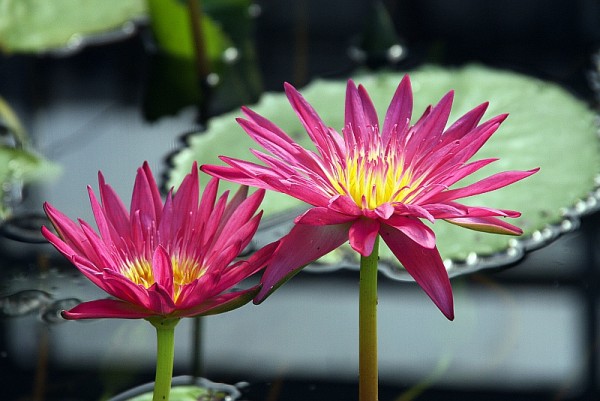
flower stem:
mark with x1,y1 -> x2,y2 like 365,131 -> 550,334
148,317 -> 181,401
359,235 -> 379,401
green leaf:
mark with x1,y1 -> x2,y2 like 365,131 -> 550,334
146,0 -> 231,61
0,0 -> 146,54
167,65 -> 600,263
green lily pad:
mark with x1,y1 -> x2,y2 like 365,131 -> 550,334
167,65 -> 600,268
110,377 -> 240,401
123,385 -> 211,401
0,0 -> 146,54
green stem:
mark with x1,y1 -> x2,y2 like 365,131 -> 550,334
148,317 -> 180,401
359,235 -> 379,401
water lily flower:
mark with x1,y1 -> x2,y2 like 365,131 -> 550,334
42,162 -> 277,401
202,76 -> 539,320
42,162 -> 277,320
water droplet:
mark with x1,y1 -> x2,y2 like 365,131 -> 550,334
386,44 -> 405,63
206,73 -> 220,87
248,4 -> 261,18
222,47 -> 240,64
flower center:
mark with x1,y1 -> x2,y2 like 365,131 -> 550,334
122,258 -> 154,288
328,141 -> 421,210
121,255 -> 205,302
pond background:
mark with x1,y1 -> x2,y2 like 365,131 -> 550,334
2,1 -> 600,400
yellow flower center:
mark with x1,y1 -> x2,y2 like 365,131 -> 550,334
328,147 -> 423,210
121,255 -> 205,302
122,258 -> 154,288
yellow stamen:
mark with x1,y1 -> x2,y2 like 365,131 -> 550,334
329,150 -> 423,210
122,258 -> 154,288
121,255 -> 206,302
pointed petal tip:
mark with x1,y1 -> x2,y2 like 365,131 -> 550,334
283,81 -> 298,94
444,307 -> 455,321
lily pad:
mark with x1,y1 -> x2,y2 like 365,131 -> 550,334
123,385 -> 212,401
108,376 -> 241,401
167,65 -> 600,273
0,0 -> 146,54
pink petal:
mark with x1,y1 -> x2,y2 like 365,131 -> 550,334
215,241 -> 280,293
430,168 -> 540,203
422,201 -> 520,219
238,115 -> 327,173
445,216 -> 523,235
101,269 -> 155,309
384,216 -> 436,249
219,184 -> 249,228
61,298 -> 153,320
438,102 -> 489,146
255,223 -> 351,303
328,195 -> 362,215
345,80 -> 379,135
142,161 -> 164,221
284,82 -> 332,155
152,246 -> 174,298
179,286 -> 260,317
445,114 -> 507,165
201,160 -> 273,188
373,203 -> 394,220
295,207 -> 358,225
216,188 -> 264,238
170,162 -> 200,231
97,172 -> 131,237
43,202 -> 88,255
382,75 -> 413,145
348,218 -> 380,256
392,203 -> 435,222
130,164 -> 161,224
404,91 -> 454,163
380,223 -> 454,320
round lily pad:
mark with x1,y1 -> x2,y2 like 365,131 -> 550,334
168,65 -> 600,276
0,0 -> 146,54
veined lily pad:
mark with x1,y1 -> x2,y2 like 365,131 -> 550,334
167,65 -> 600,275
0,0 -> 146,54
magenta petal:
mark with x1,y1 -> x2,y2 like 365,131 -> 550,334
180,286 -> 260,317
432,168 -> 540,202
61,298 -> 153,320
152,246 -> 174,298
201,161 -> 270,188
382,75 -> 413,145
345,80 -> 378,134
445,216 -> 523,235
255,223 -> 351,303
380,223 -> 454,320
97,172 -> 130,236
329,195 -> 362,216
295,207 -> 357,225
384,216 -> 436,249
348,218 -> 380,256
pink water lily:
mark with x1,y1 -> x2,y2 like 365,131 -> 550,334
42,162 -> 277,320
202,76 -> 538,320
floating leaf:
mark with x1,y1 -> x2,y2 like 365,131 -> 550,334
0,0 -> 146,54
